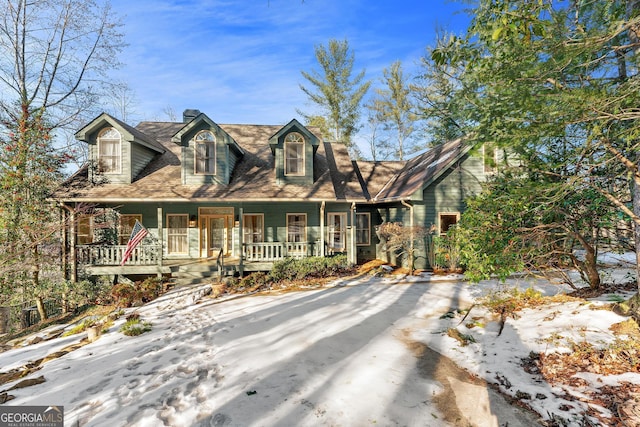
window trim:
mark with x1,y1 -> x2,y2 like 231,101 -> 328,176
327,212 -> 347,251
97,127 -> 122,174
286,213 -> 307,243
284,132 -> 305,176
355,212 -> 371,246
167,214 -> 189,254
194,130 -> 216,175
243,213 -> 264,243
119,214 -> 143,245
439,212 -> 460,236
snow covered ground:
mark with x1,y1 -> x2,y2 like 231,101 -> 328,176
0,255 -> 637,426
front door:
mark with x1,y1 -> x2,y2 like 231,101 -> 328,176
200,215 -> 231,257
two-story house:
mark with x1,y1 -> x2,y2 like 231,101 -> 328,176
53,109 -> 486,282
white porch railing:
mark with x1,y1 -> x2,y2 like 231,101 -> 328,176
243,242 -> 316,261
76,245 -> 161,266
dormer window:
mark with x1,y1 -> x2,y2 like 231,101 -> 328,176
98,127 -> 121,173
195,130 -> 216,174
284,132 -> 305,176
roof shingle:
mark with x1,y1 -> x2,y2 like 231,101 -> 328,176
55,121 -> 367,203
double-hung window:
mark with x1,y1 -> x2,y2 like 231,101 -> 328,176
284,132 -> 304,176
327,213 -> 347,251
287,213 -> 306,243
119,214 -> 143,245
355,213 -> 371,245
195,130 -> 216,174
167,214 -> 188,254
98,127 -> 121,173
243,214 -> 264,243
77,214 -> 94,244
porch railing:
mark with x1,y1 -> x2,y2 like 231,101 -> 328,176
76,244 -> 161,266
243,242 -> 315,262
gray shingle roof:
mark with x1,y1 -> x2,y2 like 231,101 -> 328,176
55,121 -> 367,203
372,137 -> 472,201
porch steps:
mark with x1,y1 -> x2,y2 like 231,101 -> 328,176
169,262 -> 236,286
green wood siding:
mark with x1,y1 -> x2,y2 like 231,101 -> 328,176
88,136 -> 131,185
130,143 -> 156,179
110,201 -> 354,261
270,124 -> 319,186
423,152 -> 484,229
373,151 -> 485,270
180,123 -> 240,185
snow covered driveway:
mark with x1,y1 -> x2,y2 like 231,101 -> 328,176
2,277 -> 538,426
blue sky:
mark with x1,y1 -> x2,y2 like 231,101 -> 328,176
109,0 -> 471,152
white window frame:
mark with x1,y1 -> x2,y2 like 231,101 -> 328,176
119,214 -> 143,245
284,132 -> 305,176
243,214 -> 264,243
327,212 -> 347,251
167,214 -> 189,254
286,213 -> 307,243
439,212 -> 460,236
355,212 -> 371,246
97,127 -> 121,174
194,130 -> 216,175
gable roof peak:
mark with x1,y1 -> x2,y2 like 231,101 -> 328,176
374,136 -> 474,202
74,112 -> 165,154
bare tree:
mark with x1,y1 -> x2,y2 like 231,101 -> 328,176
0,0 -> 124,321
104,81 -> 139,123
0,0 -> 125,130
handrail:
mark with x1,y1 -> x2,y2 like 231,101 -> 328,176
216,247 -> 224,276
243,241 -> 311,261
76,244 -> 160,266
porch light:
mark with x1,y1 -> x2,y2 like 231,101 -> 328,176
189,215 -> 197,227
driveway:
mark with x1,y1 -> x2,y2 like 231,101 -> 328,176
3,278 -> 541,426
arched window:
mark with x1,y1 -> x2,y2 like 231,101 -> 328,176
284,132 -> 304,176
98,127 -> 121,173
195,130 -> 216,174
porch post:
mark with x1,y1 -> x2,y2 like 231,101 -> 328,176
350,202 -> 356,265
320,201 -> 325,257
157,206 -> 163,278
60,205 -> 68,281
239,207 -> 244,275
70,207 -> 77,283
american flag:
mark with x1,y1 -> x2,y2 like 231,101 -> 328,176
120,220 -> 149,266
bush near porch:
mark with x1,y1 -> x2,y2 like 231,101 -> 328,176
224,255 -> 354,294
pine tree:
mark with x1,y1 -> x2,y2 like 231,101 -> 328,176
367,61 -> 418,160
299,39 -> 371,148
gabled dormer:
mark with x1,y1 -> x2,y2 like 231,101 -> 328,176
269,119 -> 320,186
76,113 -> 165,184
171,110 -> 244,185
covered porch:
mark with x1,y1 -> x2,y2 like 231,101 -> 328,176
73,240 -> 326,279
61,202 -> 364,281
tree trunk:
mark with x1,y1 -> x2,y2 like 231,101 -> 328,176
583,246 -> 601,290
32,246 -> 48,322
35,297 -> 47,323
572,232 -> 601,289
634,164 -> 640,292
